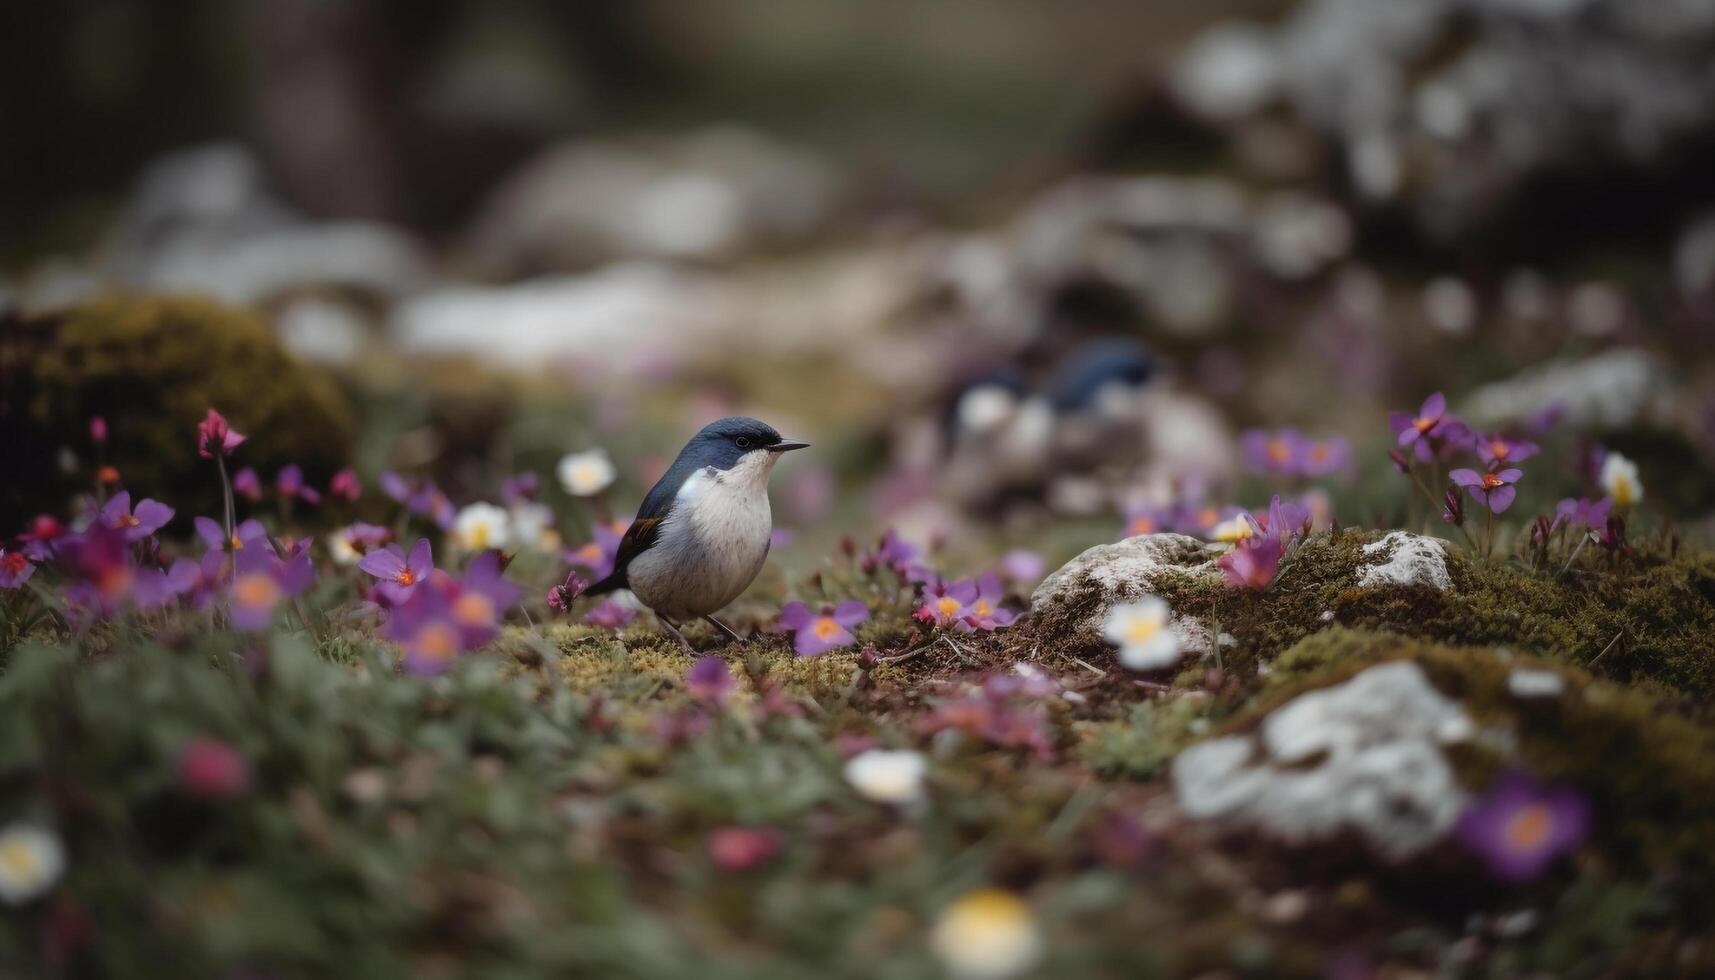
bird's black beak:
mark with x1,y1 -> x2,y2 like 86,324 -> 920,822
771,440 -> 811,453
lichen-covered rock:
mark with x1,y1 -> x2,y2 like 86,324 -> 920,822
1172,660 -> 1471,858
1031,533 -> 1220,649
1357,531 -> 1452,591
1,296 -> 356,526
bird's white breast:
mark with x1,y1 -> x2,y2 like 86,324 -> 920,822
625,451 -> 778,619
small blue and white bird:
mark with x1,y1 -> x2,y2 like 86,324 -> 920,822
582,416 -> 808,650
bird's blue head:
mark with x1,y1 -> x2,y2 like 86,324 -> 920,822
678,416 -> 810,472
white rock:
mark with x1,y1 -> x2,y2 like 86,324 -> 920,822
1507,668 -> 1566,699
1358,531 -> 1453,592
1172,661 -> 1470,858
1464,349 -> 1671,431
1031,534 -> 1221,648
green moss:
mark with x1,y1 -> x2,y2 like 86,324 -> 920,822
1078,694 -> 1216,781
1253,628 -> 1715,879
1,296 -> 355,526
1136,530 -> 1715,699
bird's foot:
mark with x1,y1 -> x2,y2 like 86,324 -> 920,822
659,616 -> 696,654
704,615 -> 746,646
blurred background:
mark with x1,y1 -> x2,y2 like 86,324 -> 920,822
6,0 -> 1715,555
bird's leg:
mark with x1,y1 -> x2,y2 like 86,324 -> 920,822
704,615 -> 745,646
658,615 -> 695,654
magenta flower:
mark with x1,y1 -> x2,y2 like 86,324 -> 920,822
1240,428 -> 1308,476
707,826 -> 786,873
359,538 -> 433,606
232,467 -> 263,501
1555,496 -> 1613,531
177,736 -> 251,800
1457,770 -> 1590,882
196,408 -> 246,459
686,655 -> 737,704
998,549 -> 1045,585
1389,392 -> 1448,448
1217,535 -> 1284,590
194,516 -> 269,553
1476,433 -> 1541,468
99,491 -> 175,542
778,600 -> 867,657
329,467 -> 362,502
547,570 -> 587,613
1255,494 -> 1310,545
445,551 -> 521,648
58,525 -> 138,620
20,514 -> 69,560
1452,467 -> 1523,514
276,465 -> 322,505
584,599 -> 634,629
1,546 -> 36,589
227,540 -> 313,631
90,416 -> 108,444
914,577 -> 978,627
957,573 -> 1016,633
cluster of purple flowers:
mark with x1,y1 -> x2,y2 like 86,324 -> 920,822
362,546 -> 521,676
916,665 -> 1059,759
1240,428 -> 1353,479
912,572 -> 1016,632
1215,495 -> 1310,591
380,471 -> 456,529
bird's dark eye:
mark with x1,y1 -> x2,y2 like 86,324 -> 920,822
735,436 -> 752,449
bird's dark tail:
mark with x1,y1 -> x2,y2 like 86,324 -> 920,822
583,572 -> 625,597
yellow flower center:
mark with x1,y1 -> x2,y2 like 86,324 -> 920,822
453,592 -> 495,627
1504,804 -> 1553,851
413,622 -> 460,664
121,514 -> 141,527
396,568 -> 416,586
1127,516 -> 1156,536
578,543 -> 603,562
1267,439 -> 1291,464
0,841 -> 40,880
1414,416 -> 1436,433
936,596 -> 962,618
972,599 -> 993,617
1309,445 -> 1330,463
230,534 -> 244,550
1482,473 -> 1505,489
233,573 -> 280,609
1123,617 -> 1161,646
1198,507 -> 1218,527
812,617 -> 841,640
1490,441 -> 1510,459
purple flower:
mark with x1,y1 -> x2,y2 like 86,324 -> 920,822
233,467 -> 263,501
1300,437 -> 1353,477
385,587 -> 464,676
957,573 -> 1016,633
566,521 -> 627,581
380,471 -> 456,529
1555,496 -> 1613,531
1476,433 -> 1541,468
584,599 -> 634,629
194,516 -> 270,553
99,491 -> 174,542
1217,535 -> 1283,590
0,546 -> 35,589
997,549 -> 1045,585
914,577 -> 978,627
1121,505 -> 1172,539
1452,467 -> 1523,514
58,525 -> 140,621
134,558 -> 200,609
227,539 -> 313,630
359,539 -> 434,606
1389,392 -> 1448,448
446,551 -> 521,648
500,472 -> 540,505
778,600 -> 867,657
875,528 -> 920,568
276,465 -> 321,505
686,655 -> 736,704
1256,494 -> 1309,545
1457,770 -> 1590,882
1240,428 -> 1308,476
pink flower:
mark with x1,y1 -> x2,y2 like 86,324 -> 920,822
329,467 -> 362,502
546,570 -> 587,613
196,409 -> 246,459
778,600 -> 867,657
232,467 -> 262,501
1217,536 -> 1284,590
178,736 -> 251,799
686,655 -> 736,704
1451,467 -> 1523,514
359,538 -> 433,606
89,416 -> 108,444
707,826 -> 786,873
276,465 -> 321,505
0,547 -> 36,589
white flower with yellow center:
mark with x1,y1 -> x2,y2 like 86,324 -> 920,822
509,502 -> 558,553
327,530 -> 361,566
452,502 -> 512,552
0,824 -> 65,906
1600,452 -> 1643,510
1103,598 -> 1183,671
843,749 -> 927,805
930,888 -> 1043,980
557,449 -> 617,498
1209,515 -> 1255,545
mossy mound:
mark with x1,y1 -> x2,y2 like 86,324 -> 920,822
0,296 -> 355,526
1108,530 -> 1715,699
1250,628 -> 1715,883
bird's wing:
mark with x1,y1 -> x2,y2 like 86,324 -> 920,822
607,459 -> 702,583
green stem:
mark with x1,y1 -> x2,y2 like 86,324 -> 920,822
216,455 -> 236,545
